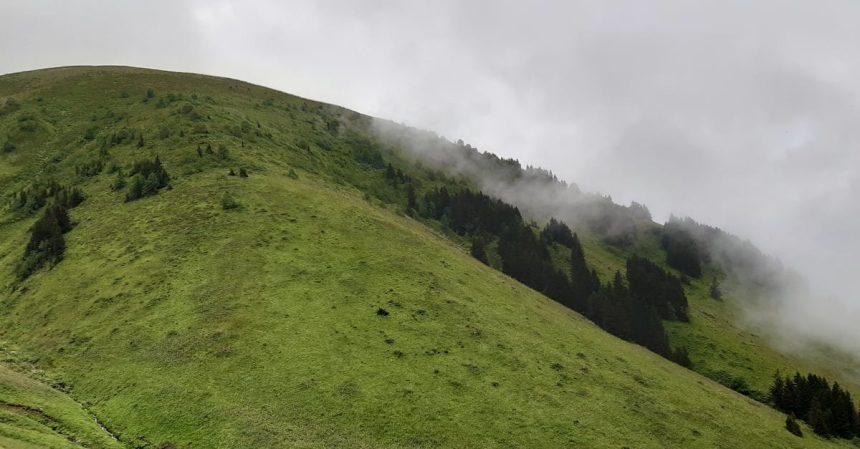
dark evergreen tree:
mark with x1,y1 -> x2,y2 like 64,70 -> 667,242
808,396 -> 831,436
470,237 -> 488,264
16,204 -> 71,279
125,174 -> 145,202
662,219 -> 703,277
540,218 -> 576,248
568,232 -> 595,312
406,184 -> 417,213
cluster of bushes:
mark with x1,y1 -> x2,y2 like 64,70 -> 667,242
178,103 -> 204,121
123,156 -> 171,201
92,127 -> 142,154
227,120 -> 254,138
75,159 -> 104,177
416,186 -> 691,366
770,372 -> 859,438
17,114 -> 38,132
195,143 -> 229,160
8,181 -> 83,215
154,92 -> 183,109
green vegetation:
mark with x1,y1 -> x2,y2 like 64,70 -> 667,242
0,66 -> 855,448
0,346 -> 123,449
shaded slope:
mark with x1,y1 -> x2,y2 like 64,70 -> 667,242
0,66 -> 850,448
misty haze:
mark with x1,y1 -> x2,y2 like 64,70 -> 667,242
1,1 -> 859,448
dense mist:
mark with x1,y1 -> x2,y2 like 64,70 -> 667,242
2,0 -> 859,360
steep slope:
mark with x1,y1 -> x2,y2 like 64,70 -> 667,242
0,66 -> 850,448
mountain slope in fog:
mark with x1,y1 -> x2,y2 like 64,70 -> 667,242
0,66 -> 852,448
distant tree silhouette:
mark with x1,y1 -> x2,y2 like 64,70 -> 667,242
662,218 -> 703,277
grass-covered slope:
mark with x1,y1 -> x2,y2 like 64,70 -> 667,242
0,66 -> 851,448
0,348 -> 123,449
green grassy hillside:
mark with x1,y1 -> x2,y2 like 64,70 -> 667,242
0,344 -> 123,449
0,66 -> 853,448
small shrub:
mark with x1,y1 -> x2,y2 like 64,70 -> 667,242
709,277 -> 722,300
146,88 -> 155,99
785,415 -> 803,437
228,169 -> 236,176
238,167 -> 248,178
217,144 -> 229,160
376,307 -> 389,316
191,123 -> 208,135
18,115 -> 38,132
2,141 -> 15,153
220,192 -> 239,210
83,127 -> 98,141
75,160 -> 104,178
0,97 -> 20,115
287,169 -> 299,180
111,172 -> 126,191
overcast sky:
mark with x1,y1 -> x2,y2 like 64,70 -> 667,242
2,1 -> 859,348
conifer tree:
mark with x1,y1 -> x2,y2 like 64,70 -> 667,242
470,237 -> 488,264
808,396 -> 831,436
406,185 -> 417,213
